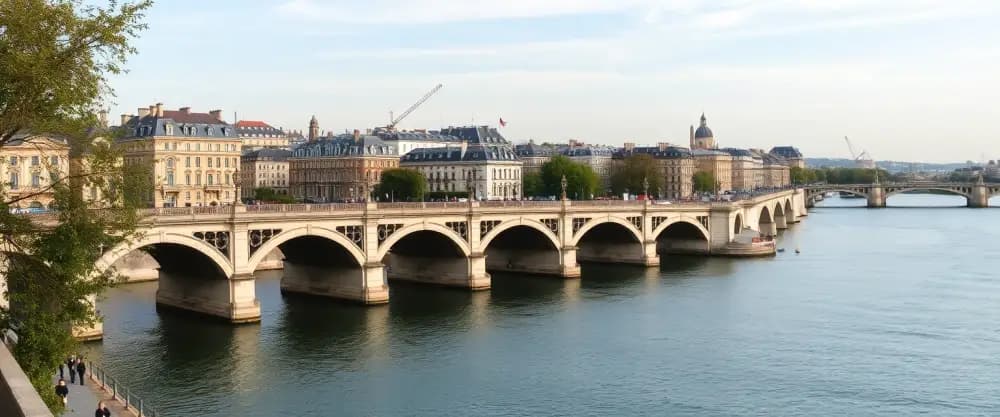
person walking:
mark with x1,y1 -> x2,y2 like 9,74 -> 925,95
67,357 -> 76,384
58,361 -> 65,379
76,359 -> 86,386
94,401 -> 111,417
54,379 -> 69,406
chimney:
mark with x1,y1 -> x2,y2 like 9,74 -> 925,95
658,142 -> 669,151
209,109 -> 223,121
460,140 -> 468,157
353,129 -> 361,143
179,107 -> 191,114
120,114 -> 131,126
137,107 -> 150,117
156,102 -> 164,117
624,142 -> 635,152
689,125 -> 695,147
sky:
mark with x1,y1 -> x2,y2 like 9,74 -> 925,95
106,0 -> 1000,162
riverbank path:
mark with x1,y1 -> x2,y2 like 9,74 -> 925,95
52,371 -> 132,417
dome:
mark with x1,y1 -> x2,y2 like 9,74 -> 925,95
694,125 -> 713,138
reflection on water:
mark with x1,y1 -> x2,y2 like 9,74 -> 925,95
88,194 -> 1000,416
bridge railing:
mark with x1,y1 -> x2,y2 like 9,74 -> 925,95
479,200 -> 562,208
88,361 -> 158,417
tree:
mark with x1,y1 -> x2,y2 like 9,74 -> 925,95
521,172 -> 544,197
692,171 -> 716,193
0,0 -> 152,411
375,168 -> 427,201
253,187 -> 295,204
540,155 -> 600,199
610,154 -> 663,197
790,166 -> 815,185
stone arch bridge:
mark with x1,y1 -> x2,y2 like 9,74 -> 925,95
805,181 -> 1000,208
71,189 -> 805,340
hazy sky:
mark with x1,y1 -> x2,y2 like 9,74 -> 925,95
107,0 -> 1000,162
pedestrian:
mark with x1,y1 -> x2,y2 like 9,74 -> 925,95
94,401 -> 111,417
54,378 -> 69,406
58,361 -> 64,379
67,357 -> 76,383
76,359 -> 86,386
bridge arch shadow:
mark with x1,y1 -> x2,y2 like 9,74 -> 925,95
655,219 -> 710,255
262,229 -> 369,301
884,188 -> 970,207
481,222 -> 563,276
574,219 -> 644,265
378,224 -> 480,289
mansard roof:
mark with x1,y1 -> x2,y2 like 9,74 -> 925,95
123,107 -> 235,139
613,146 -> 692,159
290,134 -> 397,158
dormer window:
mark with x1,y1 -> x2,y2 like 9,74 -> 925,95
207,127 -> 214,136
165,124 -> 174,135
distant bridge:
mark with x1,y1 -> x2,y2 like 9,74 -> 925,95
804,181 -> 1000,208
62,190 -> 807,340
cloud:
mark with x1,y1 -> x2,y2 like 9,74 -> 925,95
276,0 -> 648,24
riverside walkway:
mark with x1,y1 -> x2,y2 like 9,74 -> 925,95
53,368 -> 141,417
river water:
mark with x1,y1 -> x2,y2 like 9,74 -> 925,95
86,194 -> 1000,416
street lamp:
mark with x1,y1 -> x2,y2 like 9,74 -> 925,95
560,175 -> 567,200
643,176 -> 649,197
232,169 -> 241,205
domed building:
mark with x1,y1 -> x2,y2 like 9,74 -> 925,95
689,113 -> 716,150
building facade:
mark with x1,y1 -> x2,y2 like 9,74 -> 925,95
614,143 -> 695,200
0,135 -> 69,210
288,132 -> 399,202
751,149 -> 791,188
236,120 -> 289,151
563,140 -> 614,189
690,113 -> 717,150
769,146 -> 805,168
513,140 -> 555,176
400,126 -> 522,200
118,104 -> 241,207
241,149 -> 291,195
692,149 -> 734,193
723,148 -> 764,192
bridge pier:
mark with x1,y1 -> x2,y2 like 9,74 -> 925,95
775,213 -> 788,229
280,262 -> 389,304
156,272 -> 261,323
867,185 -> 885,208
72,294 -> 104,341
484,245 -> 581,278
386,253 -> 491,290
969,181 -> 990,207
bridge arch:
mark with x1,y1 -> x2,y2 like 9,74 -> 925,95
651,217 -> 710,243
96,231 -> 234,278
806,188 -> 868,201
478,219 -> 561,252
654,218 -> 711,254
884,187 -> 971,199
570,216 -> 643,247
246,226 -> 365,272
376,222 -> 471,261
784,198 -> 794,219
733,213 -> 743,235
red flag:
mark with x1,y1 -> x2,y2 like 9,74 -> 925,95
499,117 -> 507,127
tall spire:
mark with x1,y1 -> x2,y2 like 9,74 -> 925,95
308,115 -> 319,142
700,112 -> 708,127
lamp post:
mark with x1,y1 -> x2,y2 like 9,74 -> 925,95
643,176 -> 649,198
232,169 -> 242,205
560,175 -> 567,201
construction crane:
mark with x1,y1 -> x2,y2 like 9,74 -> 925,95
386,84 -> 443,131
844,136 -> 875,169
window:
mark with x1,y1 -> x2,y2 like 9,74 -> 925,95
166,159 -> 174,169
207,174 -> 214,185
8,156 -> 16,166
216,157 -> 221,167
224,158 -> 229,168
185,174 -> 191,185
196,174 -> 201,185
185,191 -> 191,200
186,157 -> 191,167
166,172 -> 175,185
166,125 -> 174,135
163,142 -> 169,150
208,158 -> 213,168
185,143 -> 191,151
50,156 -> 59,166
196,157 -> 201,167
31,173 -> 40,187
31,156 -> 39,166
9,173 -> 18,189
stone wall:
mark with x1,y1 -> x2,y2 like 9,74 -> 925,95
0,342 -> 53,417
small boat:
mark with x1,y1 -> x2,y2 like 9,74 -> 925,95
794,249 -> 801,254
777,248 -> 785,253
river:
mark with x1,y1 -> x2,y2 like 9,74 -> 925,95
85,194 -> 1000,416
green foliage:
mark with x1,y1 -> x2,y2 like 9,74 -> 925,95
790,166 -> 815,185
692,171 -> 716,193
610,154 -> 663,197
253,187 -> 296,204
540,155 -> 600,199
0,0 -> 152,411
375,168 -> 427,202
521,172 -> 544,197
